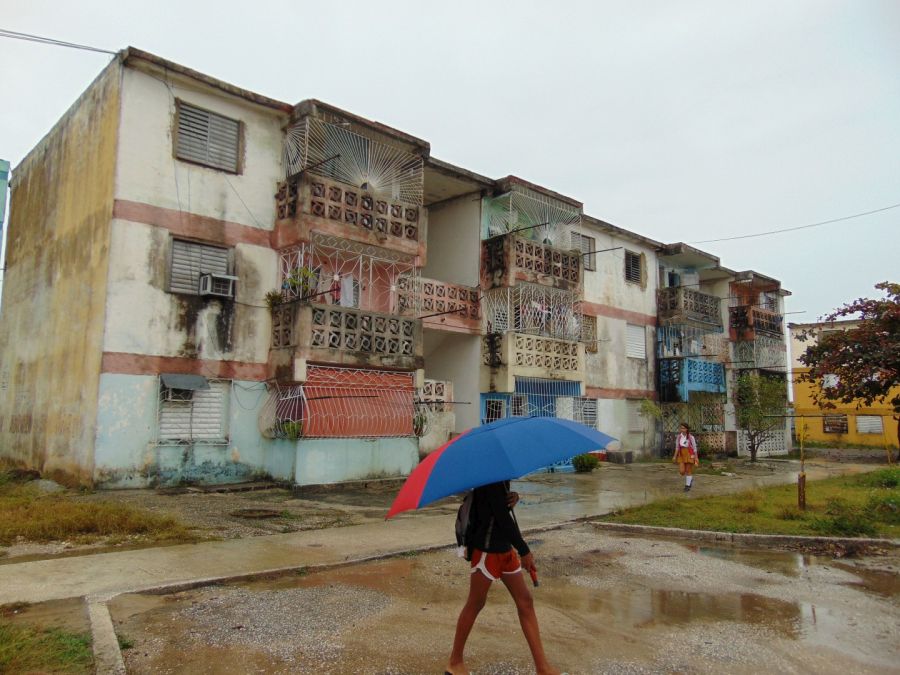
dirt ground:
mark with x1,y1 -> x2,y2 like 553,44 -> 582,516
105,525 -> 899,675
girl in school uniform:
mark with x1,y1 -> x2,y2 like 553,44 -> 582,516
672,423 -> 699,491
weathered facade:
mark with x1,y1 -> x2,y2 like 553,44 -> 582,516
0,48 -> 791,487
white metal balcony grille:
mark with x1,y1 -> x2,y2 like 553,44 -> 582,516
482,185 -> 581,247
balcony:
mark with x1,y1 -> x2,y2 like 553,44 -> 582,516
729,305 -> 783,340
482,235 -> 581,292
481,331 -> 584,391
482,284 -> 582,342
270,301 -> 423,376
398,277 -> 480,334
657,287 -> 722,328
274,173 -> 423,257
732,336 -> 787,371
658,358 -> 726,403
657,325 -> 728,360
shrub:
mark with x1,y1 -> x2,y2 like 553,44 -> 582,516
811,498 -> 878,537
776,506 -> 803,521
572,454 -> 599,473
866,494 -> 900,525
854,468 -> 899,489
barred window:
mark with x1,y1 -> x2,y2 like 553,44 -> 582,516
823,414 -> 848,434
625,250 -> 643,284
175,101 -> 241,173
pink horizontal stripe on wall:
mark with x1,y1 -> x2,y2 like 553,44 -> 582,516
113,200 -> 272,248
580,301 -> 657,326
585,387 -> 657,401
102,352 -> 268,381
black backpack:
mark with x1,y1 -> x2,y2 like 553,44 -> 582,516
455,490 -> 475,560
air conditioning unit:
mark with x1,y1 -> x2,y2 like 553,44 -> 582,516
198,273 -> 238,298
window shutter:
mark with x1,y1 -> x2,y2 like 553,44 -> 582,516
176,102 -> 240,172
575,397 -> 598,428
628,400 -> 643,431
571,233 -> 596,271
625,250 -> 642,284
626,323 -> 646,359
159,380 -> 229,441
856,415 -> 883,434
170,240 -> 230,294
581,315 -> 598,353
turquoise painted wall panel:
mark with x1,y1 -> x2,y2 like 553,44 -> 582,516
294,437 -> 418,485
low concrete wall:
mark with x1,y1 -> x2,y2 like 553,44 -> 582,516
294,437 -> 418,485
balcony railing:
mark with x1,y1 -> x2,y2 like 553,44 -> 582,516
659,358 -> 726,403
270,300 -> 422,371
657,287 -> 722,327
482,235 -> 581,290
732,336 -> 787,371
275,174 -> 422,246
397,277 -> 480,332
729,305 -> 783,339
657,325 -> 728,360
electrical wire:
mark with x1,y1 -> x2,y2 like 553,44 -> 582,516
0,28 -> 116,55
690,202 -> 900,244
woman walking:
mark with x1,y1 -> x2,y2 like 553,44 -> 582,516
446,480 -> 560,675
672,423 -> 699,492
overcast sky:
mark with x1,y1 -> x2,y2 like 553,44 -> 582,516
2,0 -> 898,320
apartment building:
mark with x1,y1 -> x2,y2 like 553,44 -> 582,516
0,48 -> 790,487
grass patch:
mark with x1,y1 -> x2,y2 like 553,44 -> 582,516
601,467 -> 900,538
0,470 -> 198,546
0,622 -> 93,673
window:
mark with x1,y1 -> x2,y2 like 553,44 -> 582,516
175,101 -> 241,172
625,250 -> 643,285
571,232 -> 596,271
484,398 -> 506,423
338,275 -> 361,308
574,397 -> 598,429
626,323 -> 646,359
856,415 -> 883,435
158,376 -> 230,443
823,414 -> 848,434
627,399 -> 644,432
170,239 -> 232,295
510,394 -> 527,417
581,315 -> 598,353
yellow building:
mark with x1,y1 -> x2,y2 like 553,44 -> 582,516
790,320 -> 899,449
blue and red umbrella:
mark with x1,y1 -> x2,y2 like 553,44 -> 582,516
386,416 -> 618,518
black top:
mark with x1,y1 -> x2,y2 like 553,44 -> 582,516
468,481 -> 530,557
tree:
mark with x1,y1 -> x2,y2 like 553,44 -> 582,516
797,282 -> 900,450
735,373 -> 788,462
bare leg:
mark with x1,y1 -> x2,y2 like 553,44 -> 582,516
501,571 -> 559,675
447,571 -> 492,675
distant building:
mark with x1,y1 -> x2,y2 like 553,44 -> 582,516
0,48 -> 792,488
790,320 -> 899,449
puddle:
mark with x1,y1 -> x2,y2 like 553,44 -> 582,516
832,562 -> 900,597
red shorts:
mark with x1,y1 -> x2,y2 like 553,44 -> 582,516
470,548 -> 522,581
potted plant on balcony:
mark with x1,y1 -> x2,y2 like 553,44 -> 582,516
281,420 -> 303,441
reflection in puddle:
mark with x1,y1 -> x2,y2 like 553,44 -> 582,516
832,563 -> 900,597
578,588 -> 804,639
689,545 -> 817,578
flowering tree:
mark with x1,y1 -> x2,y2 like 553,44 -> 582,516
797,282 -> 900,451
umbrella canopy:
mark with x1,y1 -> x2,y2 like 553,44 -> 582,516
386,416 -> 618,518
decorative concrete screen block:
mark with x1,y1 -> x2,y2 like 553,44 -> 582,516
420,379 -> 453,413
683,359 -> 726,390
400,277 -> 480,320
659,287 -> 723,326
311,304 -> 415,357
271,303 -> 296,348
733,337 -> 786,371
513,237 -> 580,284
514,334 -> 579,371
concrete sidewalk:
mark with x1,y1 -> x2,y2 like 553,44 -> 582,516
0,458 -> 875,606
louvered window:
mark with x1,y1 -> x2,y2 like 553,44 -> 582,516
625,250 -> 643,284
175,101 -> 241,173
159,379 -> 229,442
511,394 -> 527,417
170,239 -> 231,295
574,397 -> 598,428
571,232 -> 596,271
856,415 -> 883,434
627,399 -> 644,432
626,323 -> 646,359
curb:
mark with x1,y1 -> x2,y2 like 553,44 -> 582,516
587,521 -> 900,549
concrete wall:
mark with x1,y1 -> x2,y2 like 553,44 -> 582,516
422,194 -> 481,287
423,330 -> 481,433
294,437 -> 418,485
0,60 -> 122,485
94,373 -> 293,487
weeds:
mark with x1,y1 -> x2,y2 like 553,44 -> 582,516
0,469 -> 197,546
0,622 -> 93,673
